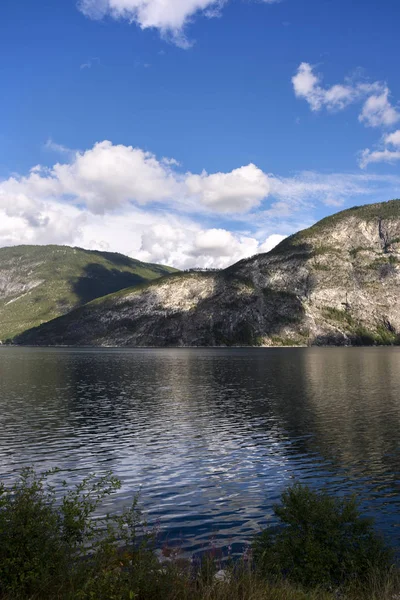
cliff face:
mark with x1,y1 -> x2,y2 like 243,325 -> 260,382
14,200 -> 400,347
0,245 -> 176,341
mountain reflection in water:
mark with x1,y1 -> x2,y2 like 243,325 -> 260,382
0,347 -> 399,554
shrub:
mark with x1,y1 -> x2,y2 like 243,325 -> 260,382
351,326 -> 400,346
0,470 -> 398,599
252,484 -> 393,590
0,467 -> 153,599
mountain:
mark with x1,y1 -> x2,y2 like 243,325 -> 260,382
0,245 -> 177,341
13,200 -> 400,347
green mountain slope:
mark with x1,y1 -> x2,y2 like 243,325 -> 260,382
0,245 -> 177,341
13,199 -> 400,347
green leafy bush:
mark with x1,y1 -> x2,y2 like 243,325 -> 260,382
0,467 -> 155,599
253,484 -> 393,589
0,471 -> 398,599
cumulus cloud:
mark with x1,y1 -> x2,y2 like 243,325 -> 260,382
292,63 -> 399,129
78,0 -> 229,46
185,164 -> 270,213
292,63 -> 380,112
0,199 -> 284,269
384,130 -> 400,147
0,141 -> 272,215
2,140 -> 400,268
258,234 -> 286,253
52,141 -> 181,212
138,224 -> 281,268
358,88 -> 400,128
2,141 -> 181,214
359,129 -> 400,168
0,140 -> 279,268
292,63 -> 322,110
78,0 -> 279,47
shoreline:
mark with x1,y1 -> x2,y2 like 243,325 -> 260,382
2,343 -> 399,349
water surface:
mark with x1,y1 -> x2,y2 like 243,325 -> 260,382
0,347 -> 399,554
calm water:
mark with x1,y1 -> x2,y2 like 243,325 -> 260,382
0,347 -> 399,554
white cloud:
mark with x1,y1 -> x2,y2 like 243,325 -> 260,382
292,63 -> 381,113
185,164 -> 270,213
359,129 -> 400,168
0,202 -> 84,246
138,224 -> 284,269
258,234 -> 286,253
293,63 -> 400,168
2,140 -> 400,268
359,88 -> 400,128
78,0 -> 227,47
2,141 -> 181,214
193,229 -> 239,256
45,138 -> 74,156
292,63 -> 321,108
269,170 -> 387,206
359,129 -> 400,169
292,63 -> 399,129
1,141 -> 271,215
359,149 -> 400,168
0,141 -> 278,268
0,199 -> 284,269
384,130 -> 400,147
52,141 -> 181,212
78,0 -> 279,47
292,63 -> 357,111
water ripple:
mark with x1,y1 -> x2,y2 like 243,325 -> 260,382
0,347 -> 399,553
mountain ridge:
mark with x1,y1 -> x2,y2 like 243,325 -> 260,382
0,244 -> 177,341
12,199 -> 400,347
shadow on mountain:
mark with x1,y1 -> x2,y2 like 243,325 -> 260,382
89,250 -> 140,269
71,263 -> 147,305
268,240 -> 314,259
89,250 -> 172,276
312,333 -> 348,346
13,261 -> 313,347
190,273 -> 307,346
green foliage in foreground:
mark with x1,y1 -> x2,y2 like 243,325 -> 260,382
253,484 -> 393,588
0,470 -> 398,600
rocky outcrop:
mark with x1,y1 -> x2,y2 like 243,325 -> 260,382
14,199 -> 400,347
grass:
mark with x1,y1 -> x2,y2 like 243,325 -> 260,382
321,307 -> 356,326
0,245 -> 177,341
350,325 -> 400,346
320,308 -> 400,346
1,469 -> 398,600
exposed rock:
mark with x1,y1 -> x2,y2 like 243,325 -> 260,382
14,199 -> 400,347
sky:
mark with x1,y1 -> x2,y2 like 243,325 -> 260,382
1,0 -> 400,268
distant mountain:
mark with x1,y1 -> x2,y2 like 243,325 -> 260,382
14,199 -> 400,347
0,245 -> 177,341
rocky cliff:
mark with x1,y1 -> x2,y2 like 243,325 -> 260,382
13,200 -> 400,347
0,245 -> 176,341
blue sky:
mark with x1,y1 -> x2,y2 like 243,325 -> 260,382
1,0 -> 400,268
